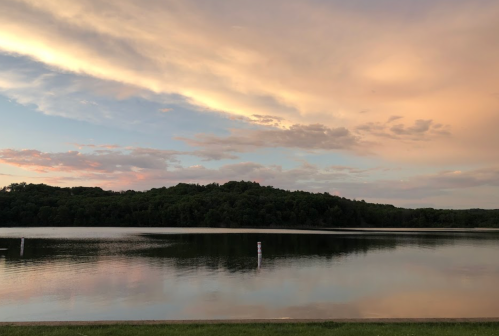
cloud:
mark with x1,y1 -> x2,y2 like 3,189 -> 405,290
387,115 -> 403,123
3,145 -> 499,208
0,145 -> 243,178
356,119 -> 451,141
327,165 -> 396,175
249,114 -> 285,126
328,168 -> 499,203
423,168 -> 499,189
391,119 -> 433,135
72,143 -> 121,149
226,114 -> 286,127
189,150 -> 240,161
0,0 -> 499,163
0,54 -> 212,132
0,146 -> 352,190
0,148 -> 180,173
0,60 -> 135,124
178,124 -> 360,154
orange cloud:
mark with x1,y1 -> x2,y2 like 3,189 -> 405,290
0,0 -> 498,164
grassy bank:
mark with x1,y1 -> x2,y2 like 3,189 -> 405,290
1,323 -> 499,336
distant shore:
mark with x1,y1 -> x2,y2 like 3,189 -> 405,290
314,227 -> 499,233
2,225 -> 499,233
3,182 -> 499,229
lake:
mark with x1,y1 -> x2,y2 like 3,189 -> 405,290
1,227 -> 499,321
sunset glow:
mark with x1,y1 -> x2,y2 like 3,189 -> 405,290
1,0 -> 499,208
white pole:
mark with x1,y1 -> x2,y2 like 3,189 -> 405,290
257,242 -> 262,269
20,237 -> 24,257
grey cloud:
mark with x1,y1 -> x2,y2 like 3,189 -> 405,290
355,122 -> 394,139
178,124 -> 360,153
126,147 -> 239,162
189,150 -> 240,161
356,119 -> 451,141
0,148 -> 180,173
390,119 -> 432,135
250,114 -> 285,126
387,115 -> 403,123
0,146 -> 244,176
252,114 -> 283,121
228,114 -> 286,127
127,147 -> 181,159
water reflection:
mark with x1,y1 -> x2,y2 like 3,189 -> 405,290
0,229 -> 499,321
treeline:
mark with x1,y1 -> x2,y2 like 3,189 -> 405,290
0,181 -> 498,228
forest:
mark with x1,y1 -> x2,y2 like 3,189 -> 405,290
0,181 -> 498,228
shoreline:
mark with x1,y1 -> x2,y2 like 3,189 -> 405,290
3,318 -> 499,326
2,225 -> 499,232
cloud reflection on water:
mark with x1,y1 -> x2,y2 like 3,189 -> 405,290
1,230 -> 499,321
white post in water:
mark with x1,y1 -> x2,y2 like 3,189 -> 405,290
257,242 -> 262,269
20,237 -> 25,257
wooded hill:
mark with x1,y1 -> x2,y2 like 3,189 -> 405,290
1,181 -> 498,227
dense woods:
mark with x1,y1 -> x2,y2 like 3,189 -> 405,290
0,181 -> 498,228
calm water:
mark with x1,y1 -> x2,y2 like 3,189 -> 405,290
1,227 -> 499,321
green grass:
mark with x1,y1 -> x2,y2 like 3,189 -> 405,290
1,323 -> 499,336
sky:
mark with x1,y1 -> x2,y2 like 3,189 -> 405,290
0,0 -> 499,209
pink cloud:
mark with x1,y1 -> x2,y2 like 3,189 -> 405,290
0,148 -> 177,174
2,146 -> 499,208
